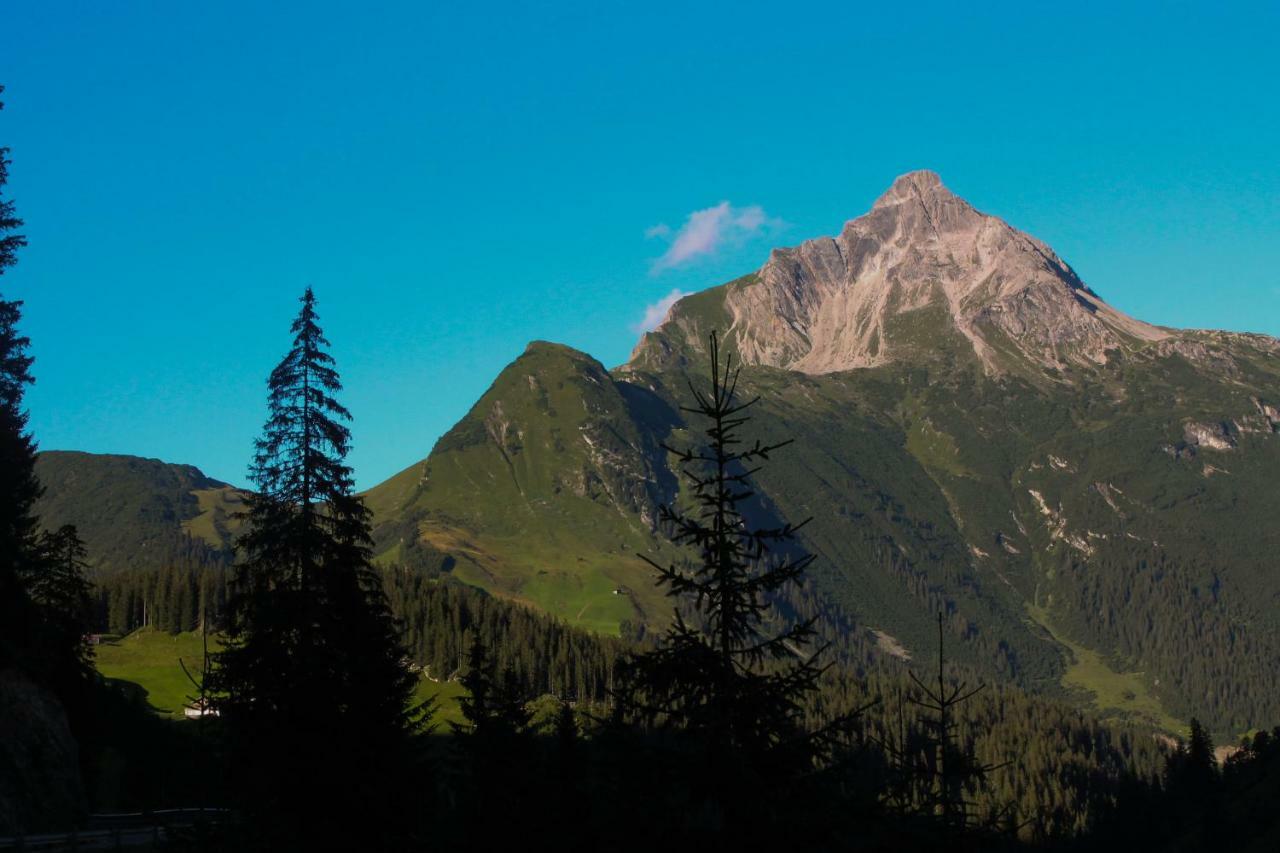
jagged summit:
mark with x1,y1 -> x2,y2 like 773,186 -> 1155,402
632,171 -> 1173,376
870,168 -> 947,208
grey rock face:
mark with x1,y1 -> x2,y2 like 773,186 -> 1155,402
1183,421 -> 1238,452
635,170 -> 1179,374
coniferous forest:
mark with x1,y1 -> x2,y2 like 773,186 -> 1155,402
3,72 -> 1280,853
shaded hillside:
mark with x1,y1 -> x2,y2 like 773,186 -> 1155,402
34,451 -> 246,573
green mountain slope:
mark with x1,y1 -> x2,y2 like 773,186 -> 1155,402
366,342 -> 680,634
36,173 -> 1280,736
34,451 -> 246,573
367,173 -> 1280,735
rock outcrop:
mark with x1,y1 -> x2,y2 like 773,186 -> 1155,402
0,670 -> 85,834
633,170 -> 1172,375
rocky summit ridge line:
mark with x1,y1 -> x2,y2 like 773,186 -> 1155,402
629,170 -> 1271,377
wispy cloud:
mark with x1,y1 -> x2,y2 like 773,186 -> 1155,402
632,288 -> 689,334
647,201 -> 782,273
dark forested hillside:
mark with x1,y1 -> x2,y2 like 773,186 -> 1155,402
91,560 -> 626,706
34,451 -> 245,574
90,559 -> 1177,842
364,336 -> 1280,736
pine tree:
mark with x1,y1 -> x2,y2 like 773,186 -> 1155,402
453,635 -> 532,741
619,331 -> 864,829
209,288 -> 424,851
450,635 -> 535,845
1165,717 -> 1218,799
28,525 -> 95,678
454,636 -> 498,737
0,84 -> 40,673
900,612 -> 1009,832
554,698 -> 578,751
0,87 -> 23,277
1185,718 -> 1217,781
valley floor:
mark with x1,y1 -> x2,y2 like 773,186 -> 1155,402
1025,604 -> 1185,733
93,629 -> 468,727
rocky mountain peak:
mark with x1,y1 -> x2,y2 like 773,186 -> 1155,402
631,171 -> 1170,375
870,168 -> 946,208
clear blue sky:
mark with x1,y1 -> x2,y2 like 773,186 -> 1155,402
2,1 -> 1277,489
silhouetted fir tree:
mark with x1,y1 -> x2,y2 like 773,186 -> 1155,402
0,84 -> 38,673
554,698 -> 578,752
27,525 -> 95,679
546,698 -> 584,847
618,331 -> 864,835
0,88 -> 22,279
1184,718 -> 1217,784
453,635 -> 533,741
897,613 -> 1010,833
1216,726 -> 1280,847
208,288 -> 424,852
449,636 -> 536,847
1155,716 -> 1222,844
454,636 -> 497,736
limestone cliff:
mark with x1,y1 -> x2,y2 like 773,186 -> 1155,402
633,170 -> 1176,375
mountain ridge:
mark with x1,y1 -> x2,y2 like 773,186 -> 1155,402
364,172 -> 1280,734
32,173 -> 1280,736
33,450 -> 246,573
629,170 -> 1275,381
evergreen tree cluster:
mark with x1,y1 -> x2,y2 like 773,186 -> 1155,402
89,559 -> 623,704
0,82 -> 41,675
813,667 -> 1167,840
0,87 -> 100,836
0,86 -> 93,700
1081,720 -> 1280,851
90,540 -> 229,635
380,567 -> 625,702
1052,542 -> 1280,732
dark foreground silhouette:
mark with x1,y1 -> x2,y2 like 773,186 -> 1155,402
2,104 -> 1278,849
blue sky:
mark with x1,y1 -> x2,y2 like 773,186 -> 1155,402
2,1 -> 1277,489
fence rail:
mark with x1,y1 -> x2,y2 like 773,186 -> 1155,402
0,807 -> 229,851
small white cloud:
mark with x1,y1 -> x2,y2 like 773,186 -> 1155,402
649,201 -> 783,273
632,288 -> 689,334
644,223 -> 672,239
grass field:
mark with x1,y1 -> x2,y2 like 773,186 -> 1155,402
182,486 -> 246,549
95,629 -> 467,726
94,629 -> 217,718
447,535 -> 647,637
415,678 -> 467,729
905,417 -> 974,479
1026,605 -> 1185,734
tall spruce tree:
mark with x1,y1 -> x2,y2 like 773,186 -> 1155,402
28,526 -> 94,678
449,635 -> 536,846
899,613 -> 1008,832
0,88 -> 22,278
453,636 -> 532,741
619,331 -> 862,829
209,288 -> 424,851
0,84 -> 39,672
1165,717 -> 1218,801
18,524 -> 96,738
